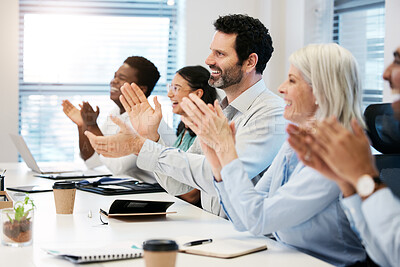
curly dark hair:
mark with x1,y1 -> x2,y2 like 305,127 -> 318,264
213,14 -> 274,74
124,56 -> 160,97
176,66 -> 217,137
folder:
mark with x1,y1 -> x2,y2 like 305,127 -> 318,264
76,178 -> 165,195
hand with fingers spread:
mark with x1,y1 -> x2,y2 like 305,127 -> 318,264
84,115 -> 146,158
120,82 -> 162,142
309,117 -> 379,187
287,123 -> 357,197
62,100 -> 84,127
80,101 -> 100,127
62,100 -> 101,160
181,94 -> 238,168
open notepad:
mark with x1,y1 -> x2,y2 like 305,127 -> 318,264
178,237 -> 267,259
44,244 -> 143,263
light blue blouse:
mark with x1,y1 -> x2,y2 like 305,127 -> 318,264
214,142 -> 366,266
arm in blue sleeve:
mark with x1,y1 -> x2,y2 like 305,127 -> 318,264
220,158 -> 340,236
213,158 -> 270,233
214,180 -> 247,232
363,188 -> 400,267
341,194 -> 390,266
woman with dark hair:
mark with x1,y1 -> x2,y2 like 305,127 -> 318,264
164,66 -> 217,204
169,66 -> 217,151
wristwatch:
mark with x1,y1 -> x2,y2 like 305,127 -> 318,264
356,174 -> 382,197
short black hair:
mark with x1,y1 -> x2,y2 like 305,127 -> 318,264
213,14 -> 273,74
124,56 -> 160,97
176,65 -> 217,137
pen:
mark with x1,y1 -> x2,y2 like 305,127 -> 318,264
183,239 -> 213,247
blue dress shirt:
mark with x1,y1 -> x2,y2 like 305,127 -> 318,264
215,142 -> 366,266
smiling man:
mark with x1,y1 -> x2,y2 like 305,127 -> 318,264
85,14 -> 287,217
62,56 -> 173,183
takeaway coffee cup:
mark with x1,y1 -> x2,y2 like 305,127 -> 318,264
143,239 -> 178,267
52,181 -> 76,214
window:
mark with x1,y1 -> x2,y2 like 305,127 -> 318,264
19,0 -> 182,162
333,0 -> 385,108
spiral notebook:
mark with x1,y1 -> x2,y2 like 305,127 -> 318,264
44,244 -> 143,263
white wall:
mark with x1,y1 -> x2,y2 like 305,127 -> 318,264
1,0 -> 398,162
383,0 -> 400,102
0,0 -> 19,162
258,0 -> 287,95
184,0 -> 332,94
184,0 -> 259,67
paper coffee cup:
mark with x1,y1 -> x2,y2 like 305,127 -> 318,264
143,239 -> 178,267
53,181 -> 76,214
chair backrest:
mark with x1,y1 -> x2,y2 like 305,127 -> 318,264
374,154 -> 400,199
364,103 -> 400,154
366,103 -> 400,198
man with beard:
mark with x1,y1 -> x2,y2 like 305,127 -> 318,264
85,14 -> 286,217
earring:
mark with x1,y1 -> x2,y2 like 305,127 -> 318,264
315,100 -> 318,106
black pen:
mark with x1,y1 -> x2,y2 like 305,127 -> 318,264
183,239 -> 213,247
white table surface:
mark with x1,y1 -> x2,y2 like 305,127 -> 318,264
0,162 -> 332,267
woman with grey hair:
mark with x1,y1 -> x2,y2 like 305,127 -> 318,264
180,43 -> 367,266
289,44 -> 365,129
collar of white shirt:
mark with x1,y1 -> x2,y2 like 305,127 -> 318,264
220,79 -> 267,115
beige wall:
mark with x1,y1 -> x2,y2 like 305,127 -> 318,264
0,0 -> 19,162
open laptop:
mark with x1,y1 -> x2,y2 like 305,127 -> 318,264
10,134 -> 112,179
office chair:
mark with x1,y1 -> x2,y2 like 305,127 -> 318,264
364,103 -> 400,198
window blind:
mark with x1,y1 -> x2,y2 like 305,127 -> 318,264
19,0 -> 181,162
333,0 -> 385,108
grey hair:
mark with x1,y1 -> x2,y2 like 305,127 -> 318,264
289,43 -> 365,130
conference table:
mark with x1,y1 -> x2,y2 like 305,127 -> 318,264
0,162 -> 332,266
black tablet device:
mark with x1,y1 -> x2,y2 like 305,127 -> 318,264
7,185 -> 53,193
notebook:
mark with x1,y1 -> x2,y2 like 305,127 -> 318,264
44,243 -> 143,263
9,134 -> 111,179
177,236 -> 267,259
100,199 -> 176,217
